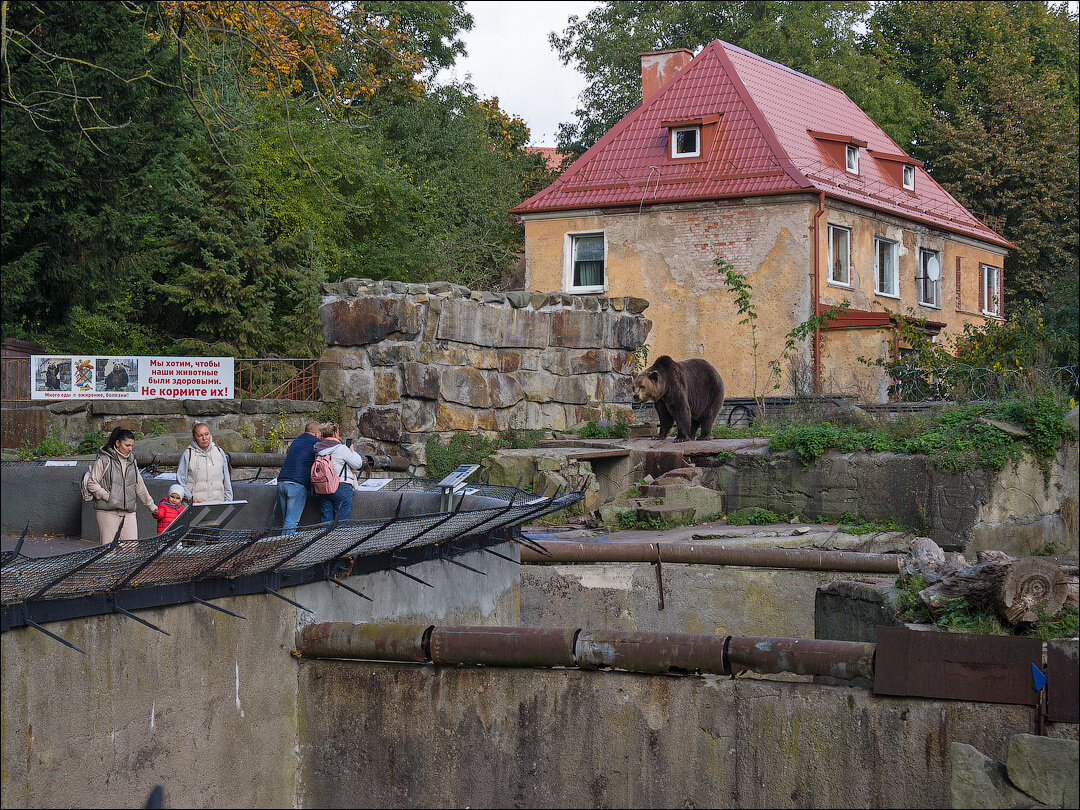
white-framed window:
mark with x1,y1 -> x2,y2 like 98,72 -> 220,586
845,144 -> 859,174
874,236 -> 898,297
671,126 -> 701,158
903,164 -> 915,190
918,248 -> 941,308
981,263 -> 1001,316
827,224 -> 851,286
564,231 -> 606,292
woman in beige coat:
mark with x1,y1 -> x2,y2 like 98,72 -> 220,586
177,422 -> 233,503
85,427 -> 157,543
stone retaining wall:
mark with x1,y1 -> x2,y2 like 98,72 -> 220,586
23,398 -> 323,448
317,278 -> 651,470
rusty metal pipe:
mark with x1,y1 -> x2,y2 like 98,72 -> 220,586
134,451 -> 410,471
519,541 -> 901,574
430,626 -> 577,668
296,623 -> 875,683
297,622 -> 431,662
575,630 -> 730,675
726,636 -> 874,681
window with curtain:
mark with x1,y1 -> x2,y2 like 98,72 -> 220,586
875,236 -> 898,297
828,224 -> 850,286
571,233 -> 605,290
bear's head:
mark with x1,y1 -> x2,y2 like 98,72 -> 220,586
632,370 -> 664,404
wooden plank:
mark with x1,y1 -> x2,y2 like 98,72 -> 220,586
874,626 -> 1043,706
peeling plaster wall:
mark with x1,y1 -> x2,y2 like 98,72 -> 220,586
524,197 -> 815,397
524,196 -> 1009,400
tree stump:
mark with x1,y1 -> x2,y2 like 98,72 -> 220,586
906,538 -> 1068,625
1001,557 -> 1068,623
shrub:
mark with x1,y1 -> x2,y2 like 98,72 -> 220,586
726,507 -> 785,525
76,430 -> 106,455
17,432 -> 73,460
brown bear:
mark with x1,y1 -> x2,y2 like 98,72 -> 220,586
632,355 -> 725,442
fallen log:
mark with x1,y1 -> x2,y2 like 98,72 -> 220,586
902,537 -> 1069,625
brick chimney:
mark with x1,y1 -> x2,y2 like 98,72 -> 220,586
640,48 -> 693,102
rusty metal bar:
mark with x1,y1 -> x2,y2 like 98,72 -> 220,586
575,630 -> 730,675
298,622 -> 431,662
430,626 -> 578,668
518,541 -> 901,573
727,636 -> 875,681
132,451 -> 410,471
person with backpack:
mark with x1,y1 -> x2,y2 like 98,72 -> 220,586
84,427 -> 158,542
311,422 -> 365,524
276,420 -> 321,534
177,421 -> 233,503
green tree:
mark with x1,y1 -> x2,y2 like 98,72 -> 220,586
549,1 -> 925,156
868,1 -> 1079,310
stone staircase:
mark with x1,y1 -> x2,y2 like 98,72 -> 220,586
599,465 -> 725,526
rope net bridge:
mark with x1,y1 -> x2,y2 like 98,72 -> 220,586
1,478 -> 584,651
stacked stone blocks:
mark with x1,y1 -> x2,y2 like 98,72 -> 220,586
318,278 -> 652,468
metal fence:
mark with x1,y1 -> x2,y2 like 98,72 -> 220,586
1,479 -> 584,646
888,364 -> 1078,403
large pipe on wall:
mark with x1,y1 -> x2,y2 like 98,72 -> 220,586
517,540 -> 901,574
297,622 -> 876,683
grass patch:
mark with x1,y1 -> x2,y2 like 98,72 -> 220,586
815,511 -> 907,535
711,422 -> 778,439
425,428 -> 547,482
726,507 -> 786,526
17,432 -> 74,460
893,575 -> 1079,639
766,394 -> 1074,474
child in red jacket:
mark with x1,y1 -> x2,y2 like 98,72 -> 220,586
154,485 -> 187,534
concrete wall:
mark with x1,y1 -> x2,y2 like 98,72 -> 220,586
710,442 -> 1079,555
297,660 -> 1054,809
0,544 -> 520,809
520,562 -> 855,638
522,196 -> 1008,400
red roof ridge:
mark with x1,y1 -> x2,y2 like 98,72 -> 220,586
712,41 -> 814,191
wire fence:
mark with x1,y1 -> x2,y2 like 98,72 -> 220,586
1,479 -> 584,625
887,364 -> 1078,403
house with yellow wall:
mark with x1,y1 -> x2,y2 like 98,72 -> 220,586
512,41 -> 1013,401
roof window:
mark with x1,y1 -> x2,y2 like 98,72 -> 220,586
845,144 -> 859,174
671,126 -> 701,159
903,164 -> 915,190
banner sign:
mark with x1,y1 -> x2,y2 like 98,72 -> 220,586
31,356 -> 234,400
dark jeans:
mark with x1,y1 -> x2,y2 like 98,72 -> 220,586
318,483 -> 353,524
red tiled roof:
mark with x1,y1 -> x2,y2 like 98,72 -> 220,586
513,41 -> 1012,250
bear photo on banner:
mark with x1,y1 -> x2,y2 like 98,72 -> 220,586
34,358 -> 72,392
95,358 -> 139,392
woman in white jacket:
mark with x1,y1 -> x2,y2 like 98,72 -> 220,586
177,422 -> 233,503
312,422 -> 365,523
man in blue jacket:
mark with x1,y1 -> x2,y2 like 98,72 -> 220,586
277,421 -> 321,534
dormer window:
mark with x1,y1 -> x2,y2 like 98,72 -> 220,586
671,126 -> 700,158
903,165 -> 915,190
845,144 -> 859,174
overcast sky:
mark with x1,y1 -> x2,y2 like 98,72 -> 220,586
436,1 -> 1080,148
434,1 -> 600,147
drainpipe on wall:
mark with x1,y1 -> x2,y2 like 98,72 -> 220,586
810,192 -> 827,393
